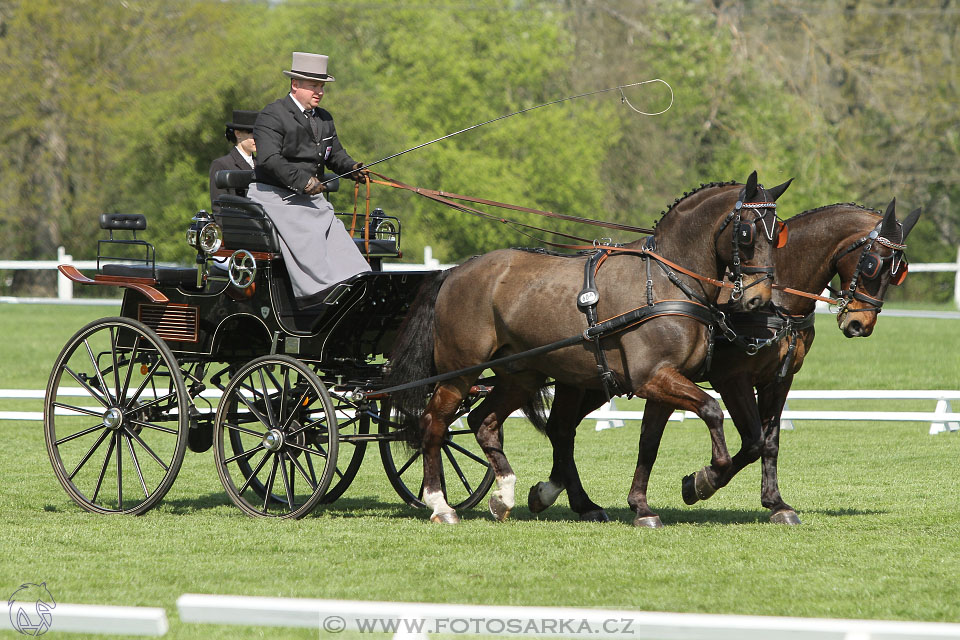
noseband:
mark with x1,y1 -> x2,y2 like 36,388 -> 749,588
831,224 -> 907,319
715,196 -> 778,301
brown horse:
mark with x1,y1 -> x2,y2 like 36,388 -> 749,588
387,172 -> 790,523
526,199 -> 921,526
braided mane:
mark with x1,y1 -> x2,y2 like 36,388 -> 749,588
789,202 -> 882,221
654,180 -> 739,228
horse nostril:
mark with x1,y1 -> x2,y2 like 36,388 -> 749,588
745,296 -> 762,311
847,320 -> 863,336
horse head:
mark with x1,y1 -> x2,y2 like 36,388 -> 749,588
715,170 -> 791,311
836,198 -> 921,337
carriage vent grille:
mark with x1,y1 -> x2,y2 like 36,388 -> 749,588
138,304 -> 199,343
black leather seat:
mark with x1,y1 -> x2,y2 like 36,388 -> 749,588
100,264 -> 199,288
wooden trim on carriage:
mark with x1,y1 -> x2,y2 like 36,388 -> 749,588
57,264 -> 169,304
212,248 -> 280,261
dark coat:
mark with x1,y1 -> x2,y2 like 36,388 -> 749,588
208,146 -> 254,212
253,95 -> 356,194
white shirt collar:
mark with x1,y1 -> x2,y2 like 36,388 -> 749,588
289,93 -> 311,115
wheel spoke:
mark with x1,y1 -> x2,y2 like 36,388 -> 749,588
445,440 -> 489,467
63,365 -> 110,409
109,326 -> 122,402
396,449 -> 421,477
116,431 -> 123,510
279,453 -> 295,509
54,421 -> 106,445
129,391 -> 178,414
234,388 -> 272,430
278,367 -> 290,430
52,401 -> 106,420
304,451 -> 318,485
237,450 -> 271,495
91,433 -> 117,503
68,428 -> 111,480
124,433 -> 150,499
285,441 -> 327,458
124,427 -> 170,471
288,453 -> 317,490
262,454 -> 280,512
127,419 -> 178,435
223,446 -> 261,465
119,334 -> 141,401
126,359 -> 163,407
257,369 -> 277,428
282,386 -> 313,432
442,444 -> 473,495
223,422 -> 266,438
83,338 -> 115,405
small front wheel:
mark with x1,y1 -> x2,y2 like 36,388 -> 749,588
214,355 -> 338,518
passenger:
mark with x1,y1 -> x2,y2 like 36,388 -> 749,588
208,109 -> 258,212
248,51 -> 370,308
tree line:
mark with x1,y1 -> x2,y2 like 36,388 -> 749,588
0,0 -> 956,302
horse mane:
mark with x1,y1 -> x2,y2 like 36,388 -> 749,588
654,180 -> 740,228
788,202 -> 882,221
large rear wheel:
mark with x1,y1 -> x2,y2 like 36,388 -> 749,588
44,317 -> 189,515
214,355 -> 338,518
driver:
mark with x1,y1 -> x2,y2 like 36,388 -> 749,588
248,51 -> 370,308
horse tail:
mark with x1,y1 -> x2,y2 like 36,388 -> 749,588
385,268 -> 452,445
521,383 -> 552,434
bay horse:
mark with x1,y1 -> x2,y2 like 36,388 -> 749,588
387,172 -> 791,523
526,199 -> 921,526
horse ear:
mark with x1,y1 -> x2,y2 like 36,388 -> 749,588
901,207 -> 922,240
744,171 -> 758,200
765,177 -> 793,202
879,198 -> 898,239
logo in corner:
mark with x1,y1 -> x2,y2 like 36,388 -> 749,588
8,583 -> 56,636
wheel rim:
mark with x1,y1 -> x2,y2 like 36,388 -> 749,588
215,356 -> 338,518
44,317 -> 188,515
379,401 -> 495,510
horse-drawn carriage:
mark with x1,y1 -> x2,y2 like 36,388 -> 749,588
45,171 -> 495,518
45,167 -> 919,526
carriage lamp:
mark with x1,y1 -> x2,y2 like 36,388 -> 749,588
186,210 -> 222,255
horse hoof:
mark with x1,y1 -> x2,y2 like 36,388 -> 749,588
489,495 -> 512,522
528,485 -> 548,514
430,511 -> 460,525
770,509 -> 801,525
633,515 -> 664,529
580,509 -> 610,523
681,473 -> 699,505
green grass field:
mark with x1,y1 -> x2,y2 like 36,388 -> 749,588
1,303 -> 959,639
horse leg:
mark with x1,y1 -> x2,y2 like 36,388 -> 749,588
633,368 -> 731,512
757,378 -> 801,525
529,385 -> 609,521
626,399 -> 675,528
682,376 -> 763,503
467,383 -> 533,522
421,382 -> 468,524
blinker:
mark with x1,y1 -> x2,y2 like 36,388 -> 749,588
737,223 -> 754,246
861,253 -> 882,280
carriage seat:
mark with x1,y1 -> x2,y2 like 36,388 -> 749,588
100,264 -> 199,288
213,194 -> 282,254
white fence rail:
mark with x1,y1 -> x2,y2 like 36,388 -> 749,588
176,594 -> 960,639
6,388 -> 958,435
1,246 -> 959,307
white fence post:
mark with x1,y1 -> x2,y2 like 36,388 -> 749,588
56,246 -> 73,301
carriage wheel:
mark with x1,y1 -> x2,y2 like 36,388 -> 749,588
214,355 -> 338,518
44,317 -> 189,515
378,401 -> 495,510
319,395 -> 372,504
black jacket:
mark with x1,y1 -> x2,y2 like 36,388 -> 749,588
253,95 -> 356,194
208,146 -> 254,212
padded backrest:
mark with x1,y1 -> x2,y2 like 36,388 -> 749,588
213,196 -> 281,253
100,213 -> 146,231
214,170 -> 255,190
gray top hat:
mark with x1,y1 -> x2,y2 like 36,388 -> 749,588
226,110 -> 259,131
283,52 -> 336,82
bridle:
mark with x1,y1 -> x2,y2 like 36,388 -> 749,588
714,189 -> 785,301
830,223 -> 908,319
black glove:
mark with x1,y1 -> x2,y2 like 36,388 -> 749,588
304,176 -> 325,195
350,162 -> 370,183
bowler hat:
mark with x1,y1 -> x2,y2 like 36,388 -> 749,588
226,110 -> 259,131
283,52 -> 336,82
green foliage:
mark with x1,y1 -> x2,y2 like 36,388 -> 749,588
0,0 -> 956,299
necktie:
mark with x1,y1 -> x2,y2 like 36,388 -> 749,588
305,109 -> 319,139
